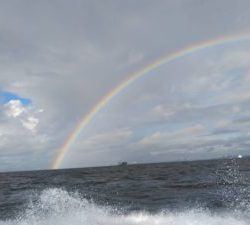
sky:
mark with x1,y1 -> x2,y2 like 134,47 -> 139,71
1,0 -> 250,171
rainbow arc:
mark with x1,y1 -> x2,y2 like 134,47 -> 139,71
51,32 -> 250,169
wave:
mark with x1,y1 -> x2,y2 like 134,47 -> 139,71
0,188 -> 249,225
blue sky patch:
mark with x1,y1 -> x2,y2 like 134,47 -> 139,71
0,91 -> 31,106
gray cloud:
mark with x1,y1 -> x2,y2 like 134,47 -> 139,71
1,0 -> 250,171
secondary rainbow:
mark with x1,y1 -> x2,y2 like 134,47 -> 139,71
51,31 -> 250,169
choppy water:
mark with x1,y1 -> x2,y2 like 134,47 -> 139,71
1,158 -> 250,225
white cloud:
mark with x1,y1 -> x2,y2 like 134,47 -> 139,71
3,99 -> 41,132
4,100 -> 25,118
21,116 -> 39,132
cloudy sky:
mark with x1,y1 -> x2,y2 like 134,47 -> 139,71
1,0 -> 250,171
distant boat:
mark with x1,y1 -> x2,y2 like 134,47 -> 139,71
118,161 -> 128,166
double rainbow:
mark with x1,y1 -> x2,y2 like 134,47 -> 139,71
51,31 -> 250,169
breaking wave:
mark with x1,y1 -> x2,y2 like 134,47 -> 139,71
0,188 -> 249,225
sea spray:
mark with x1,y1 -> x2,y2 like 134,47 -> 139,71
216,159 -> 250,212
0,188 -> 249,225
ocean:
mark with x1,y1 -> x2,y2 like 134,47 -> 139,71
0,158 -> 250,225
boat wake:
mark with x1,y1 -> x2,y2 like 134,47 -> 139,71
0,188 -> 249,225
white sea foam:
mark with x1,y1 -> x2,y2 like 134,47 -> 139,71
0,188 -> 249,225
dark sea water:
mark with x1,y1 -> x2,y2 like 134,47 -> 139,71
1,158 -> 250,225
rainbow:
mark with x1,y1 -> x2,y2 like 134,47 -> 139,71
51,31 -> 250,169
